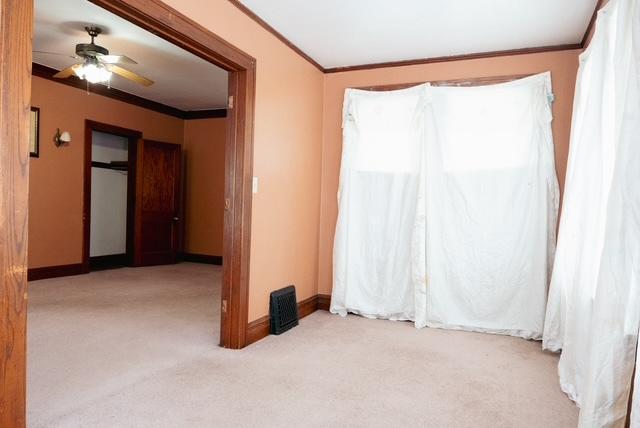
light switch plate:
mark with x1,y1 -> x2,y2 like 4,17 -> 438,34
252,176 -> 259,194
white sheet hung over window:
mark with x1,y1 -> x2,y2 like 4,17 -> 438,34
542,0 -> 621,404
331,84 -> 427,320
332,73 -> 558,339
542,0 -> 640,426
417,73 -> 559,338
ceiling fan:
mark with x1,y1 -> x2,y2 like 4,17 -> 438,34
35,26 -> 154,87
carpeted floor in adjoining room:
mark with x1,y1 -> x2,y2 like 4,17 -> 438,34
27,262 -> 578,427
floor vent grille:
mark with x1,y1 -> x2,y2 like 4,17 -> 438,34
270,285 -> 299,335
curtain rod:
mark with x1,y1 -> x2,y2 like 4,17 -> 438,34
354,73 -> 534,92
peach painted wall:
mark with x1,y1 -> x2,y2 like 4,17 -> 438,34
162,0 -> 325,321
29,76 -> 184,269
183,118 -> 226,257
32,1 -> 581,324
317,50 -> 581,295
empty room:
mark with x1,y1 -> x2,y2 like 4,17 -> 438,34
0,0 -> 638,427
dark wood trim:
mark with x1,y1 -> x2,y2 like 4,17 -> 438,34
91,0 -> 255,70
227,0 -> 324,72
84,120 -> 142,273
581,0 -> 605,48
324,44 -> 582,74
89,254 -> 128,271
430,74 -> 533,87
355,74 -> 533,92
182,109 -> 227,119
30,106 -> 40,157
328,0 -> 603,74
180,252 -> 223,265
0,1 -> 32,426
88,0 -> 256,350
297,294 -> 319,319
246,315 -> 271,346
28,259 -> 132,280
91,160 -> 128,171
234,0 -> 601,75
27,263 -> 85,281
32,63 -> 227,121
126,130 -> 140,267
230,2 -> 581,74
317,294 -> 331,311
132,136 -> 144,266
246,294 -> 332,346
33,63 -> 185,118
221,66 -> 256,350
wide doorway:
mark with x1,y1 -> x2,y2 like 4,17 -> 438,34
18,0 -> 255,425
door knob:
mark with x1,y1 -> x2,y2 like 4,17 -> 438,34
173,217 -> 180,221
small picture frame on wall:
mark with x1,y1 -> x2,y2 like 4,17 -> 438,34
30,106 -> 40,158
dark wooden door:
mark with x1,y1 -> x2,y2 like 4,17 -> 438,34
134,139 -> 181,266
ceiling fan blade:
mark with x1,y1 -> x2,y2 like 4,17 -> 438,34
52,64 -> 81,79
33,50 -> 80,60
97,54 -> 137,65
109,65 -> 153,87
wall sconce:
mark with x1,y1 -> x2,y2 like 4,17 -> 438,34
54,128 -> 71,147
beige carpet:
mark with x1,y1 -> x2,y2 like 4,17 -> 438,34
28,262 -> 577,427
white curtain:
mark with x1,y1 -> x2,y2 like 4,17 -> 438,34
542,0 -> 640,426
331,85 -> 426,320
419,74 -> 558,338
332,73 -> 558,339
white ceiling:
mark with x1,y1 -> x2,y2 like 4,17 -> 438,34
238,0 -> 598,69
34,0 -> 228,111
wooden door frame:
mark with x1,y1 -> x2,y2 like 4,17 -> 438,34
0,1 -> 32,426
1,2 -> 255,423
83,120 -> 142,272
87,0 -> 256,350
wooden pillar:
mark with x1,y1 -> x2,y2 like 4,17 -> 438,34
0,0 -> 33,427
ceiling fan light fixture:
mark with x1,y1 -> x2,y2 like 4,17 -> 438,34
74,62 -> 112,84
48,26 -> 151,87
